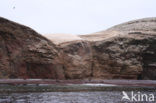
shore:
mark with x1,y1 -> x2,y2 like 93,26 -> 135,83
0,79 -> 156,103
0,79 -> 155,92
0,79 -> 156,87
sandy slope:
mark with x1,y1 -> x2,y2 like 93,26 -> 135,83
79,31 -> 120,41
44,34 -> 82,45
44,31 -> 120,45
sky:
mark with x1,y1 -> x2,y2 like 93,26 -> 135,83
0,0 -> 156,35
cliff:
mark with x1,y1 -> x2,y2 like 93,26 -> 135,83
1,17 -> 156,80
80,17 -> 156,79
0,17 -> 65,79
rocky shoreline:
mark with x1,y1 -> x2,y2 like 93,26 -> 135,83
0,79 -> 156,87
0,80 -> 155,93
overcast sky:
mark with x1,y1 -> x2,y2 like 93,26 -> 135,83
0,0 -> 156,35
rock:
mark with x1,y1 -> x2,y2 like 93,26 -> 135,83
1,17 -> 156,80
0,17 -> 65,79
80,17 -> 156,79
45,34 -> 92,79
59,41 -> 92,79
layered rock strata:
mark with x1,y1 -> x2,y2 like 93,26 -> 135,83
1,17 -> 156,80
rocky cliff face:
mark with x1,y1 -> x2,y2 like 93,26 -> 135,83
59,41 -> 92,79
1,17 -> 156,80
0,17 -> 65,79
80,18 -> 156,80
44,34 -> 93,79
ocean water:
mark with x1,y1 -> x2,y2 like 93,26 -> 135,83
0,83 -> 155,103
0,91 -> 155,103
0,91 -> 124,103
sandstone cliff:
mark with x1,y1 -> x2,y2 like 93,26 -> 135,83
0,17 -> 65,79
1,17 -> 156,80
80,17 -> 156,80
44,34 -> 92,79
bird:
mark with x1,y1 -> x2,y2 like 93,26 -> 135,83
13,6 -> 15,9
122,91 -> 130,101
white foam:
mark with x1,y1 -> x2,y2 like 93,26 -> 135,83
81,83 -> 116,86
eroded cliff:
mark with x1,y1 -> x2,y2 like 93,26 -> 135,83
0,17 -> 65,79
1,17 -> 156,80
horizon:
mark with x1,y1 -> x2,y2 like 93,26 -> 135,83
1,0 -> 156,35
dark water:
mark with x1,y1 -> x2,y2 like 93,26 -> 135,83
0,91 -> 122,103
0,91 -> 156,103
0,84 -> 155,103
